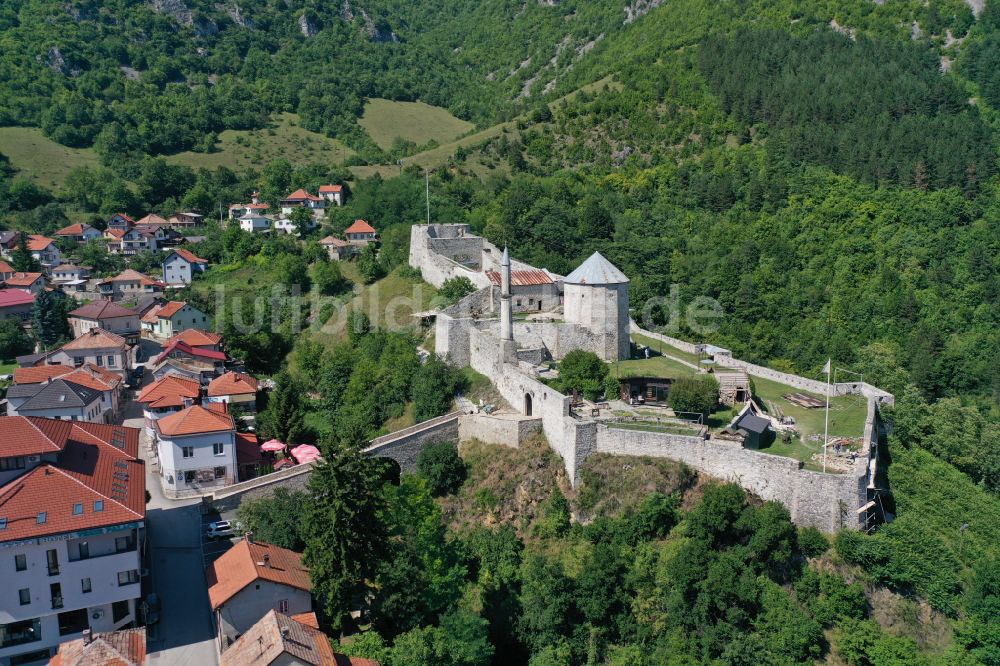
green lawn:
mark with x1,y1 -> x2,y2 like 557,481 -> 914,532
168,113 -> 355,171
631,332 -> 702,365
0,127 -> 100,191
751,375 -> 868,440
358,99 -> 474,151
613,353 -> 698,381
0,361 -> 18,376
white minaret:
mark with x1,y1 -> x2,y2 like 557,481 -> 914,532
500,246 -> 513,342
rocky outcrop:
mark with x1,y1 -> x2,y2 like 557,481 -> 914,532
151,0 -> 193,25
194,16 -> 219,36
216,2 -> 253,28
623,0 -> 664,24
298,13 -> 319,37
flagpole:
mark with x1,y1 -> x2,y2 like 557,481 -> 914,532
823,358 -> 831,473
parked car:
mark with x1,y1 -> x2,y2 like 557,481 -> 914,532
206,520 -> 235,539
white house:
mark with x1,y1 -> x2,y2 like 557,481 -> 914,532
44,328 -> 131,380
344,219 -> 377,246
272,216 -> 317,235
162,249 -> 208,285
67,301 -> 140,345
153,404 -> 236,494
11,364 -> 123,421
136,374 -> 202,436
106,213 -> 134,231
237,214 -> 272,234
279,189 -> 326,218
2,272 -> 45,295
5,376 -> 113,423
25,235 -> 61,269
0,418 -> 144,666
318,184 -> 344,206
140,301 -> 210,340
206,539 -> 313,651
97,269 -> 165,302
118,228 -> 158,256
206,372 -> 258,412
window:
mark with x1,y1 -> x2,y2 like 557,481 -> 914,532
0,456 -> 25,471
277,599 -> 289,613
50,583 -> 62,609
81,578 -> 91,594
115,534 -> 134,553
77,541 -> 89,560
46,549 -> 58,576
182,446 -> 194,459
18,588 -> 29,605
112,600 -> 130,623
14,554 -> 26,571
0,619 -> 42,650
213,442 -> 224,456
58,608 -> 88,636
107,355 -> 116,367
72,503 -> 83,515
36,512 -> 46,525
214,466 -> 226,480
184,470 -> 195,483
93,500 -> 104,512
117,570 -> 139,586
95,356 -> 103,367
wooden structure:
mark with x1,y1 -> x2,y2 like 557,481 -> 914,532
618,376 -> 672,405
713,370 -> 751,405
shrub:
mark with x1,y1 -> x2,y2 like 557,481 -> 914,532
417,440 -> 467,496
798,526 -> 830,558
667,374 -> 719,420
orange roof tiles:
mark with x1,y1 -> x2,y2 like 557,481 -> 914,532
136,375 -> 201,409
486,269 -> 554,286
4,272 -> 43,286
108,269 -> 163,286
52,627 -> 147,666
69,301 -> 137,320
105,228 -> 128,240
207,540 -> 312,609
61,327 -> 127,350
0,416 -> 74,456
26,234 -> 55,251
165,329 -> 222,348
156,404 -> 234,437
0,261 -> 14,274
344,219 -> 376,235
55,223 -> 93,237
14,365 -> 74,384
319,236 -> 348,247
137,214 -> 168,226
219,611 -> 342,666
154,301 -> 187,318
208,372 -> 258,397
283,188 -> 321,202
171,248 -> 208,264
318,184 -> 343,193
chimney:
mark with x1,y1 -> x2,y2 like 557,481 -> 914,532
280,626 -> 290,639
82,629 -> 92,645
244,531 -> 253,544
262,553 -> 270,568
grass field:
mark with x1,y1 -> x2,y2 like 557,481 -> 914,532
358,99 -> 474,151
168,113 -> 355,171
0,127 -> 100,190
632,332 -> 702,365
614,353 -> 698,380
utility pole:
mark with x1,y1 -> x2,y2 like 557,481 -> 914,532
823,358 -> 831,473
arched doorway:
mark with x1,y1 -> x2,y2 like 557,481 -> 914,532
524,393 -> 533,416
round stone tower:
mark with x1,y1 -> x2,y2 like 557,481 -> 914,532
563,252 -> 630,361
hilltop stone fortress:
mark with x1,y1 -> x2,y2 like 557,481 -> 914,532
409,224 -> 895,532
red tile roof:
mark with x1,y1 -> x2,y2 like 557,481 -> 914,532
485,269 -> 554,286
60,367 -> 121,392
283,188 -> 322,202
319,236 -> 348,247
13,364 -> 118,387
219,611 -> 342,666
154,340 -> 227,364
171,248 -> 208,264
136,375 -> 201,409
52,627 -> 147,666
0,289 -> 34,307
165,329 -> 222,348
156,404 -> 234,437
0,261 -> 14,274
110,212 -> 135,224
106,269 -> 164,287
137,214 -> 168,226
55,223 -> 94,237
154,301 -> 187,318
69,301 -> 137,320
61,327 -> 127,350
105,228 -> 128,240
0,416 -> 74,456
207,540 -> 312,609
318,184 -> 343,193
26,234 -> 55,251
290,611 -> 320,629
236,432 -> 263,467
344,219 -> 376,235
0,421 -> 143,543
208,372 -> 258,397
4,272 -> 43,287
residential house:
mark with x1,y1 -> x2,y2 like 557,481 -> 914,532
136,375 -> 201,435
0,289 -> 34,323
51,627 -> 146,666
162,249 -> 208,285
153,404 -> 236,493
220,610 -> 374,666
12,364 -> 123,418
279,189 -> 326,218
344,219 -> 377,246
0,261 -> 15,281
135,224 -> 181,247
3,272 -> 45,295
68,301 -> 141,345
0,418 -> 144,666
54,224 -> 102,244
131,296 -> 165,319
134,214 -> 167,228
237,214 -> 272,234
149,341 -> 230,385
272,216 -> 317,235
106,213 -> 134,231
118,228 -> 158,257
140,301 -> 210,340
45,328 -> 130,379
167,212 -> 203,228
103,228 -> 127,253
318,236 -> 352,261
51,265 -> 91,294
164,329 -> 222,351
0,231 -> 19,254
6,378 -> 109,423
207,372 -> 258,412
318,183 -> 345,206
24,235 -> 61,269
97,270 -> 164,302
206,540 -> 313,650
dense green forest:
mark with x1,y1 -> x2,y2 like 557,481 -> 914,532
4,0 -> 1000,663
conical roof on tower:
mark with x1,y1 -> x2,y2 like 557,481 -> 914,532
501,246 -> 510,266
564,252 -> 628,285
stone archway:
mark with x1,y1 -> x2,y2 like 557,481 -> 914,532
524,393 -> 533,416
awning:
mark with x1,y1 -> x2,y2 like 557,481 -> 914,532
290,444 -> 321,464
260,438 -> 286,452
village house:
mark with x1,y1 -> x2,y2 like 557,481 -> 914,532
228,192 -> 269,220
167,212 -> 203,229
279,188 -> 326,218
43,328 -> 131,380
68,301 -> 141,345
318,183 -> 345,206
318,236 -> 352,261
150,340 -> 231,385
54,223 -> 102,244
51,265 -> 91,294
136,374 -> 202,435
6,377 -> 110,423
141,301 -> 210,340
0,260 -> 15,281
164,328 -> 223,351
162,249 -> 208,285
219,610 -> 372,666
135,214 -> 168,228
118,228 -> 158,256
13,235 -> 61,269
344,219 -> 378,246
97,270 -> 165,302
106,213 -> 134,230
237,213 -> 272,234
3,272 -> 46,295
206,372 -> 259,412
0,231 -> 19,254
206,540 -> 314,651
153,403 -> 236,493
135,223 -> 182,247
273,216 -> 317,235
12,364 -> 123,418
0,418 -> 144,666
52,627 -> 147,666
0,289 -> 34,323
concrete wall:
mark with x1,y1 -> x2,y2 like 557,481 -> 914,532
458,413 -> 542,448
363,412 -> 461,471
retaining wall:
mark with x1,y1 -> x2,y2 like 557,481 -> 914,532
210,460 -> 318,512
458,413 -> 542,448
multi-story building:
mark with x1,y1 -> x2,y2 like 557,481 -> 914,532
153,404 -> 236,494
140,302 -> 210,340
135,375 -> 201,435
96,270 -> 165,302
67,302 -> 140,346
0,418 -> 145,666
53,224 -> 102,245
161,249 -> 208,285
45,329 -> 130,380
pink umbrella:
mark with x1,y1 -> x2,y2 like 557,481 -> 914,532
290,444 -> 321,464
260,439 -> 286,453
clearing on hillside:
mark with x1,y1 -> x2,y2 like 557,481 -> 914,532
0,127 -> 100,190
358,99 -> 474,151
167,113 -> 355,171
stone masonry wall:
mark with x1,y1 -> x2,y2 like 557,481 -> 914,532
458,413 -> 542,448
363,412 -> 461,471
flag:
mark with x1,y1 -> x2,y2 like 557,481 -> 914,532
822,359 -> 831,375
